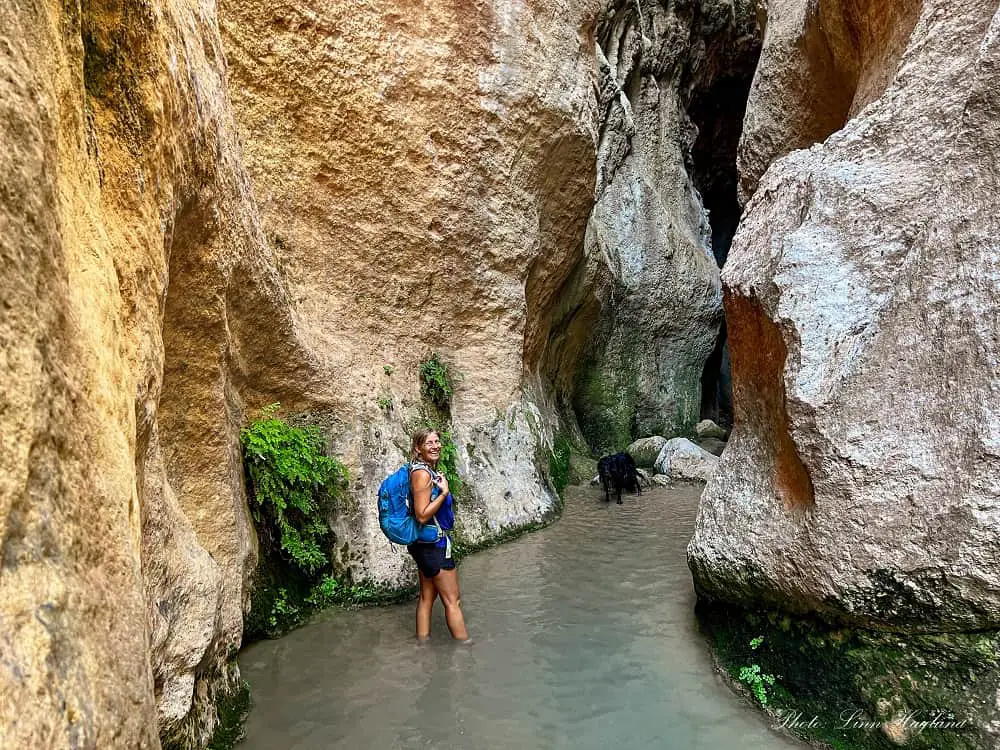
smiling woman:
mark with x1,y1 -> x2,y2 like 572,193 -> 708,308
407,428 -> 470,643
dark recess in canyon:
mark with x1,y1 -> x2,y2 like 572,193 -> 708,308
689,68 -> 759,429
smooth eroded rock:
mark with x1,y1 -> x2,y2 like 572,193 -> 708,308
655,438 -> 720,482
695,419 -> 728,440
565,0 -> 761,453
689,0 -> 1000,632
627,436 -> 668,467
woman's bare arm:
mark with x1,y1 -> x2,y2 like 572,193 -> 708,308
411,468 -> 447,523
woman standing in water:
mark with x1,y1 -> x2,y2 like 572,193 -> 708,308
408,428 -> 470,642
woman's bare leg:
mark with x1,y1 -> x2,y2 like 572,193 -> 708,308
432,569 -> 469,641
416,570 -> 437,640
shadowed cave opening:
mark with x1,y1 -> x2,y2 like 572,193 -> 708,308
689,71 -> 759,430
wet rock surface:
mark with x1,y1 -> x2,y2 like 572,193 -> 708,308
698,600 -> 1000,750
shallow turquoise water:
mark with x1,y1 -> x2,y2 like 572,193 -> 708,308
238,483 -> 802,750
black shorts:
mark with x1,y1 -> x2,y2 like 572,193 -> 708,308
407,542 -> 455,578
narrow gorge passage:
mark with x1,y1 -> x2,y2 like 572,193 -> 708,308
237,485 -> 802,750
691,66 -> 759,430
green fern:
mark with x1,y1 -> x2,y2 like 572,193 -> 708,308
419,353 -> 454,411
738,636 -> 778,705
240,404 -> 346,576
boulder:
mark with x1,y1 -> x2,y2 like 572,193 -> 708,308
694,419 -> 728,440
627,436 -> 668,467
654,438 -> 720,483
568,453 -> 599,487
696,437 -> 728,457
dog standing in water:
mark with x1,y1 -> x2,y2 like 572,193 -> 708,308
597,452 -> 642,504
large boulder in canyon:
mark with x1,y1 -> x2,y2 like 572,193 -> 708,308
689,0 -> 1000,632
628,436 -> 669,468
655,438 -> 720,482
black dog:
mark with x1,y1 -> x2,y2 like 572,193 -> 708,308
597,452 -> 642,504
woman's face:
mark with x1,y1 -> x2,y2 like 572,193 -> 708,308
417,432 -> 442,464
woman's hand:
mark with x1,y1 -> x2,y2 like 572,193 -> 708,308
433,471 -> 450,497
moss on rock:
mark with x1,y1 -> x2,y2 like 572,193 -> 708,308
567,452 -> 598,485
573,357 -> 638,455
245,556 -> 417,641
697,600 -> 1000,750
206,676 -> 251,750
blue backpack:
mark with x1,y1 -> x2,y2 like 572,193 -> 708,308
377,465 -> 441,545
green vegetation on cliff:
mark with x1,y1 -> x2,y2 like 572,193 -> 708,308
240,405 -> 400,639
419,351 -> 454,412
241,404 -> 346,576
206,676 -> 251,750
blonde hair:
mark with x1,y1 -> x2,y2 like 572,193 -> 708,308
410,428 -> 440,461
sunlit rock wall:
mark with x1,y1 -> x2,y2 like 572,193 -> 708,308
689,0 -> 1000,632
3,0 -> 609,743
0,0 -> 314,746
217,0 -> 602,583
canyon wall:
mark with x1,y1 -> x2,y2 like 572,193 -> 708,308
216,0 -> 603,584
564,0 -> 760,453
1,0 -> 605,746
1,0 -> 793,745
690,0 -> 1000,633
688,2 -> 1000,742
0,0 -> 308,746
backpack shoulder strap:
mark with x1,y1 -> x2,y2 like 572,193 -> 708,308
409,461 -> 436,479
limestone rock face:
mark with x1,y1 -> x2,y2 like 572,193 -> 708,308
217,0 -> 603,587
3,0 -> 610,744
567,0 -> 761,453
689,0 -> 1000,632
0,0 -> 312,745
737,0 -> 923,203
